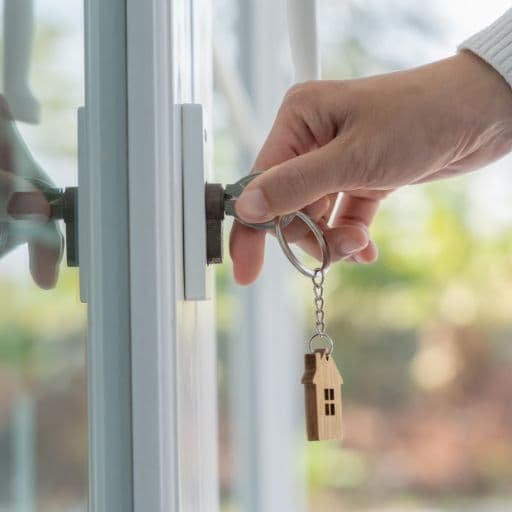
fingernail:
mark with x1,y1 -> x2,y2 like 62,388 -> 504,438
336,237 -> 366,257
236,188 -> 269,222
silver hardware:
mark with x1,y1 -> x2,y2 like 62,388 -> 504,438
312,269 -> 326,335
309,269 -> 333,356
275,210 -> 330,278
308,332 -> 334,357
275,210 -> 334,356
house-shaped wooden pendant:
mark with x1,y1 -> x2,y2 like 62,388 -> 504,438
301,349 -> 343,441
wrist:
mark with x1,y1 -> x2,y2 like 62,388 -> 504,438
453,51 -> 512,137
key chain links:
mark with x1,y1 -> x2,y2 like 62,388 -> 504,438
229,174 -> 335,356
309,269 -> 334,356
275,213 -> 335,357
312,269 -> 326,335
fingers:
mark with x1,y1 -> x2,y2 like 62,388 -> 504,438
326,224 -> 370,262
28,230 -> 63,290
294,192 -> 383,265
229,221 -> 266,285
229,195 -> 333,285
231,198 -> 380,285
279,195 -> 332,242
331,192 -> 382,228
347,239 -> 379,264
329,192 -> 381,262
231,191 -> 384,285
297,223 -> 370,262
236,140 -> 364,224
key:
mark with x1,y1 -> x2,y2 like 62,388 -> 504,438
224,172 -> 294,230
205,173 -> 295,264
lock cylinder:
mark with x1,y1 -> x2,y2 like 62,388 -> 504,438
205,183 -> 224,264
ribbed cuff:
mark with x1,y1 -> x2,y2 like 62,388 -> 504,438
459,8 -> 512,88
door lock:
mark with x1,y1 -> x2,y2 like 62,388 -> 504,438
205,183 -> 224,265
205,173 -> 295,265
183,104 -> 291,300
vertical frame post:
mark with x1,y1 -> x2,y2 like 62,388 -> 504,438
84,0 -> 133,510
126,0 -> 179,509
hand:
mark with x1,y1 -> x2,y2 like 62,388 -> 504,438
0,96 -> 62,289
230,51 -> 512,284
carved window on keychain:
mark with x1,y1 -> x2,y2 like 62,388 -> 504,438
324,388 -> 335,416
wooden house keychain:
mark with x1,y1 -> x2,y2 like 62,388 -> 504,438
276,212 -> 344,442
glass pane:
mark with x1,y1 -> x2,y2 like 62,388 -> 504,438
215,0 -> 512,511
0,1 -> 86,511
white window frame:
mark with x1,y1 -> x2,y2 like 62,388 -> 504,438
83,1 -> 133,510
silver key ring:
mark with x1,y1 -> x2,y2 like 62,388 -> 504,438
275,211 -> 330,278
308,332 -> 334,356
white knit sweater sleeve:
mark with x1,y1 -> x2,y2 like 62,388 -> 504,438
460,8 -> 512,88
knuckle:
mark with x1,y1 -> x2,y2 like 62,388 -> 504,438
283,81 -> 316,111
282,81 -> 336,147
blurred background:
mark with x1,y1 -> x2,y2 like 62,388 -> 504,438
1,0 -> 512,511
214,0 -> 512,511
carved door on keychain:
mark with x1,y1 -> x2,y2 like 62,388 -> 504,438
0,1 -> 219,512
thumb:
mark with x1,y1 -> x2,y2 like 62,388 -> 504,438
236,141 -> 362,223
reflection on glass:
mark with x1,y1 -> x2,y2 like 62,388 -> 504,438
0,1 -> 87,511
4,0 -> 41,124
0,95 -> 63,289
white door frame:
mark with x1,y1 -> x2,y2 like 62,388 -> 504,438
83,0 -> 218,510
83,1 -> 133,510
